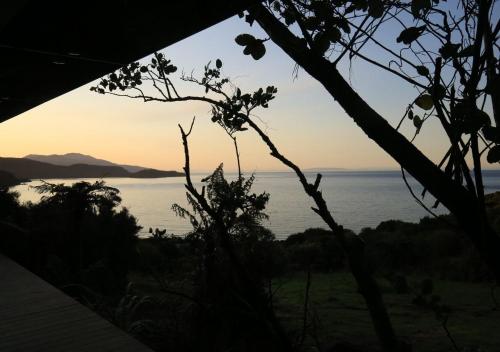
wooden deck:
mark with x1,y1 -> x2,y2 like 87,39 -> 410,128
0,254 -> 153,352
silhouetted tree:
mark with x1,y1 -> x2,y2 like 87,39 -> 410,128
234,0 -> 500,287
170,120 -> 291,351
28,181 -> 140,295
92,54 -> 409,349
0,186 -> 29,262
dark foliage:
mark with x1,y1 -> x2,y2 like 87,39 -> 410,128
360,216 -> 492,282
283,228 -> 345,272
0,181 -> 140,298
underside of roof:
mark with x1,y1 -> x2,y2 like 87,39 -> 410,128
0,0 -> 256,123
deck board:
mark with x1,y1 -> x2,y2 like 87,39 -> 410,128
0,254 -> 153,352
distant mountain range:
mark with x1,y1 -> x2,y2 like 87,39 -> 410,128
25,153 -> 146,173
305,167 -> 346,172
0,153 -> 183,181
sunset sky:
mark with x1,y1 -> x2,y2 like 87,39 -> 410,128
0,15 -> 468,172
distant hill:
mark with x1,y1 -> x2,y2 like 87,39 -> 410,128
305,167 -> 346,172
24,153 -> 145,173
0,170 -> 25,187
0,157 -> 183,180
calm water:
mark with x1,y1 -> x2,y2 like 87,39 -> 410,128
13,171 -> 500,239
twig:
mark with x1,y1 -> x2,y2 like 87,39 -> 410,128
442,316 -> 460,352
242,114 -> 401,351
401,167 -> 440,219
177,118 -> 293,351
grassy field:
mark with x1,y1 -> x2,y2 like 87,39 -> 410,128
130,269 -> 499,351
272,272 -> 500,351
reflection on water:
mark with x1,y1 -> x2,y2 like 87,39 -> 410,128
14,170 -> 500,239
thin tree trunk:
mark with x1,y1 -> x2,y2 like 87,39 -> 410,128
244,117 -> 404,351
179,122 -> 293,351
250,4 -> 500,283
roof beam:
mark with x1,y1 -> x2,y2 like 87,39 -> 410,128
0,0 -> 258,123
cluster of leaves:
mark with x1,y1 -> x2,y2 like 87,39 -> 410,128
396,25 -> 426,45
172,164 -> 270,238
236,0 -> 434,60
90,62 -> 144,93
1,181 -> 140,299
91,53 -> 178,94
200,59 -> 228,93
234,1 -> 498,173
395,1 -> 497,146
148,227 -> 172,240
235,34 -> 267,60
113,285 -> 158,336
34,180 -> 122,214
212,85 -> 278,133
181,59 -> 278,136
483,126 -> 500,163
91,55 -> 278,142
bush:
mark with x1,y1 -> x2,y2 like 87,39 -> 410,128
283,228 -> 345,272
0,181 -> 141,297
360,215 -> 492,281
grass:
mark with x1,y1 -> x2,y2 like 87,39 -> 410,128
271,272 -> 500,352
128,267 -> 500,351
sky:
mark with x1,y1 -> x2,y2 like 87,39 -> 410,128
0,14 -> 479,173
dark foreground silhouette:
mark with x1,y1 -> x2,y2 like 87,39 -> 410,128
0,178 -> 498,352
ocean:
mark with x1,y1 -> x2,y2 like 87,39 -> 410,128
13,170 -> 500,239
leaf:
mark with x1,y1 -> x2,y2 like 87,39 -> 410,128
432,84 -> 446,100
457,45 -> 474,58
313,33 -> 330,54
216,59 -> 222,69
243,45 -> 252,56
487,145 -> 500,163
416,65 -> 429,76
414,94 -> 433,110
325,27 -> 342,43
249,41 -> 266,60
311,1 -> 330,20
283,8 -> 295,25
482,126 -> 500,143
397,26 -> 426,45
245,13 -> 255,26
439,43 -> 460,60
411,0 -> 432,18
475,109 -> 491,127
235,34 -> 255,46
333,17 -> 351,34
303,16 -> 320,30
453,103 -> 491,133
451,102 -> 468,121
413,115 -> 422,128
368,0 -> 384,18
408,109 -> 414,120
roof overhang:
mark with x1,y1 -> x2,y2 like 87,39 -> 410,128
0,0 -> 257,123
